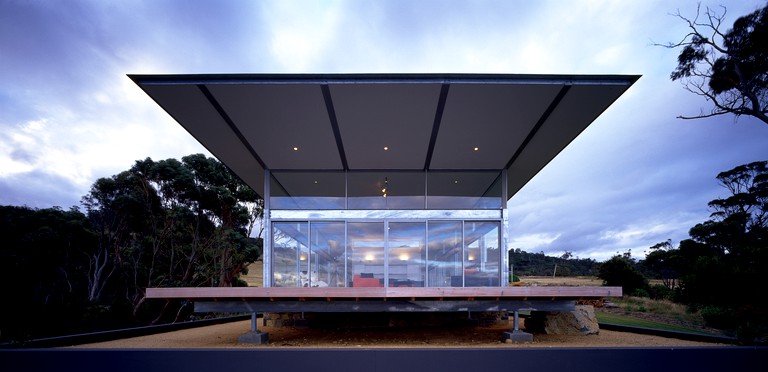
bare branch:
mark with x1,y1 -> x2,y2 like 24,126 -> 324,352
678,111 -> 730,120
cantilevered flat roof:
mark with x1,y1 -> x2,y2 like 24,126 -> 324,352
130,73 -> 638,199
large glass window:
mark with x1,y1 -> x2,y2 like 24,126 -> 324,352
269,170 -> 502,210
427,171 -> 502,209
388,222 -> 426,287
271,220 -> 502,288
347,222 -> 385,287
347,172 -> 425,209
272,222 -> 308,287
270,172 -> 345,209
464,221 -> 501,287
427,221 -> 463,287
309,222 -> 346,287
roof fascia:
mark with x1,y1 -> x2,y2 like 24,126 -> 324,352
128,73 -> 640,86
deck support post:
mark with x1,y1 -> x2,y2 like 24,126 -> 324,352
238,312 -> 269,344
513,310 -> 520,331
502,310 -> 533,343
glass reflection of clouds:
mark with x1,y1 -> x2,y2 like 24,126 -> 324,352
272,222 -> 308,287
388,222 -> 426,287
347,222 -> 385,284
310,222 -> 345,287
269,170 -> 502,210
271,220 -> 500,288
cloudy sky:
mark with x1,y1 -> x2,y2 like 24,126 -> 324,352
1,0 -> 766,261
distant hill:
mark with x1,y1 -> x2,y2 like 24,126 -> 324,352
508,249 -> 599,277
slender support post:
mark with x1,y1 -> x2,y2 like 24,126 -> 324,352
513,310 -> 520,331
502,310 -> 533,343
239,312 -> 269,344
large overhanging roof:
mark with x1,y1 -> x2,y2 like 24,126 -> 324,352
130,73 -> 638,199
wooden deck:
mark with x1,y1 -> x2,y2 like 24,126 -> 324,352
148,286 -> 622,315
147,286 -> 622,300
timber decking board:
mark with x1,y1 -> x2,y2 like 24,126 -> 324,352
146,286 -> 622,300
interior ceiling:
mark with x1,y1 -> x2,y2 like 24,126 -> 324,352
131,73 -> 638,200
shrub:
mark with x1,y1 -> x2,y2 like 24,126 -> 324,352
598,256 -> 649,294
649,284 -> 673,300
632,288 -> 650,298
700,305 -> 735,329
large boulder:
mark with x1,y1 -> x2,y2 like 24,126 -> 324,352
525,305 -> 599,335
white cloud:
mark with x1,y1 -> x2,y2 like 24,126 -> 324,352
509,232 -> 562,251
261,0 -> 344,71
1,0 -> 767,260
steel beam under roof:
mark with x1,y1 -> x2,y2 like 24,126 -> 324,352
130,73 -> 639,199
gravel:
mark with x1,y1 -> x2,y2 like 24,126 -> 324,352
70,319 -> 730,349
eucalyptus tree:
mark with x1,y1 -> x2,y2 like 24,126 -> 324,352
662,3 -> 768,125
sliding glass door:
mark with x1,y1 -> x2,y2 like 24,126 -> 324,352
388,222 -> 426,287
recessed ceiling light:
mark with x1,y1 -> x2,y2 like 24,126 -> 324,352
454,180 -> 459,184
314,180 -> 318,184
473,147 -> 479,151
384,146 -> 389,151
293,146 -> 299,151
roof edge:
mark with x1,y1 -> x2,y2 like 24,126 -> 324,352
128,73 -> 641,86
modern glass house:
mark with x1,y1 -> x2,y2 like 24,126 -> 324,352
132,73 -> 638,290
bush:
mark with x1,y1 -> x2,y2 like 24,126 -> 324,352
700,305 -> 735,329
632,288 -> 650,298
649,284 -> 673,300
598,256 -> 649,295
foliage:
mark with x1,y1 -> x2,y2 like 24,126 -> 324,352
0,206 -> 98,341
0,154 -> 263,343
699,305 -> 734,329
597,255 -> 649,295
638,161 -> 768,340
508,248 -> 599,277
640,239 -> 683,290
632,288 -> 650,298
595,312 -> 710,334
608,296 -> 708,330
648,284 -> 674,301
662,3 -> 768,125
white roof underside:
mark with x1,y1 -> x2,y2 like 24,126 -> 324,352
130,74 -> 638,199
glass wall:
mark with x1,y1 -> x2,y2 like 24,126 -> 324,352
427,171 -> 502,209
270,172 -> 345,209
464,221 -> 501,287
270,170 -> 502,210
427,221 -> 463,287
309,222 -> 345,287
272,222 -> 308,287
347,222 -> 385,287
388,222 -> 426,287
348,172 -> 425,209
271,220 -> 501,288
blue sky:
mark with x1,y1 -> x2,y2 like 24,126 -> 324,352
1,0 -> 766,261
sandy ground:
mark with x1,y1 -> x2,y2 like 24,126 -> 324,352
80,264 -> 721,349
70,318 -> 729,349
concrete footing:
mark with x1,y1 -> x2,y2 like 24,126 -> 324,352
502,330 -> 533,343
238,331 -> 269,344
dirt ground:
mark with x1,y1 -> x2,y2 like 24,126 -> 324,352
71,318 -> 729,349
82,264 -> 722,349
